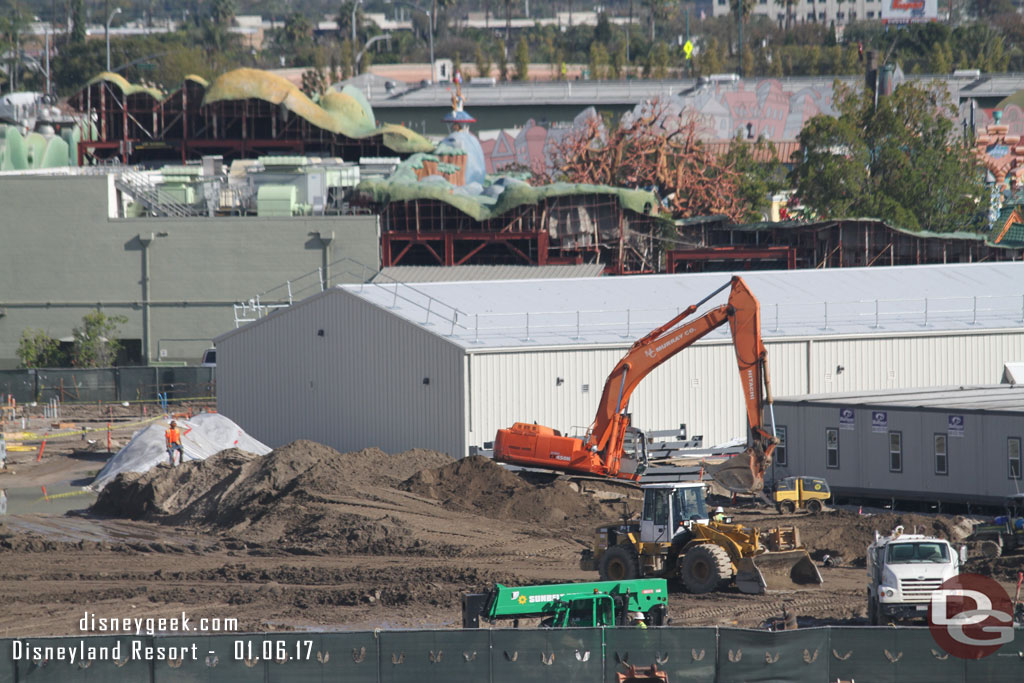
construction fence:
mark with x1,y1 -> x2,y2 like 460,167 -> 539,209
1,626 -> 1021,683
0,367 -> 215,405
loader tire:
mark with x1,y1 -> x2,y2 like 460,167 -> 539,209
598,544 -> 639,581
680,544 -> 732,594
778,501 -> 796,515
806,499 -> 824,514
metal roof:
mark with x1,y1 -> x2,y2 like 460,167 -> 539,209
774,385 -> 1024,414
338,262 -> 1024,351
372,264 -> 606,283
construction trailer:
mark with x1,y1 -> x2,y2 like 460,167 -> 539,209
214,262 -> 1024,460
770,385 -> 1024,509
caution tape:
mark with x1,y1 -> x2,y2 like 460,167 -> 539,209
33,490 -> 95,503
13,415 -> 167,443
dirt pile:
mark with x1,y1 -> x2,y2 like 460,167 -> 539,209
400,455 -> 609,529
794,510 -> 967,564
91,441 -> 455,554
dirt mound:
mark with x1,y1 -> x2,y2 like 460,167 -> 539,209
796,510 -> 964,564
91,441 -> 456,555
400,455 -> 608,528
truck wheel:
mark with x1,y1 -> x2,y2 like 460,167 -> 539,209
598,545 -> 639,581
806,499 -> 823,514
779,501 -> 796,515
679,544 -> 732,594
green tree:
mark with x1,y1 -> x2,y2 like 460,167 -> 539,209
211,0 -> 236,27
475,42 -> 492,78
610,41 -> 626,80
496,35 -> 509,81
642,0 -> 667,41
514,36 -> 529,80
651,41 -> 669,79
725,135 -> 788,222
69,0 -> 86,45
700,38 -> 725,75
16,329 -> 66,369
71,310 -> 128,368
589,42 -> 608,80
792,81 -> 986,232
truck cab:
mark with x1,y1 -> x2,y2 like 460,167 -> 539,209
867,526 -> 963,624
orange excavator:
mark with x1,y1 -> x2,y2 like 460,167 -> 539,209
493,276 -> 777,493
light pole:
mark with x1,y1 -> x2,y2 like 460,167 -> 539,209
351,0 -> 361,74
106,7 -> 122,72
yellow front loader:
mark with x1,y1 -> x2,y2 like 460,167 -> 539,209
581,483 -> 822,594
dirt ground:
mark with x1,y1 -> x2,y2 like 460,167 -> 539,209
1,404 -> 1019,638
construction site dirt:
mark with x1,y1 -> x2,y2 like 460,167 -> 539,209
0,406 -> 1019,638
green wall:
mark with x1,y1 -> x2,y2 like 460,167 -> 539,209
0,175 -> 380,368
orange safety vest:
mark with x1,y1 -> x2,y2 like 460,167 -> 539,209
165,428 -> 182,446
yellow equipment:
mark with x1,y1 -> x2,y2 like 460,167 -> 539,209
772,476 -> 830,514
581,483 -> 823,594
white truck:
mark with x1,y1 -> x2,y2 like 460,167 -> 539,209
866,525 -> 964,625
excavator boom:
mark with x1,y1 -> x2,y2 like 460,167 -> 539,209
494,276 -> 776,491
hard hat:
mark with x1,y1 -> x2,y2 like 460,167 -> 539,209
715,506 -> 724,513
632,612 -> 645,620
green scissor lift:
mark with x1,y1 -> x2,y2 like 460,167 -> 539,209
462,578 -> 669,628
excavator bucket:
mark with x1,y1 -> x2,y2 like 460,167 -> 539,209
707,448 -> 764,493
617,663 -> 670,683
734,551 -> 823,594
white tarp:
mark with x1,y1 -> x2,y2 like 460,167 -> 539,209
90,412 -> 271,490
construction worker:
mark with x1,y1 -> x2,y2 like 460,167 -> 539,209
631,612 -> 647,629
712,506 -> 726,523
165,420 -> 184,467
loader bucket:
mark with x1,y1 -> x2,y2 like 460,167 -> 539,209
707,448 -> 764,493
734,550 -> 823,594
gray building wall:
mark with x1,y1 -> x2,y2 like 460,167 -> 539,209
0,175 -> 380,367
772,401 -> 1024,505
216,289 -> 466,456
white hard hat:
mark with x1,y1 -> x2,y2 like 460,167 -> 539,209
715,506 -> 724,513
632,611 -> 645,620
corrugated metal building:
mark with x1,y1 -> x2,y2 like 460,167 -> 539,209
770,385 -> 1024,507
215,263 -> 1024,458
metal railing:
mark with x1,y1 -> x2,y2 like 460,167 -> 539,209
114,168 -> 195,218
233,258 -> 382,327
362,293 -> 1024,345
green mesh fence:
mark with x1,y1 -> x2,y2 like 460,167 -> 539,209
0,367 -> 214,404
1,627 -> 1022,682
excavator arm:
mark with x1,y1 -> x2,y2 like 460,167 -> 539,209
494,276 -> 776,490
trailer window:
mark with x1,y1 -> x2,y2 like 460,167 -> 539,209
935,434 -> 947,475
889,432 -> 902,473
886,542 -> 949,564
826,428 -> 839,469
775,426 -> 787,466
1010,438 -> 1022,480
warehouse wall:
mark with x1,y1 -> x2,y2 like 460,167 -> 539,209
773,402 -> 1024,505
0,175 -> 379,367
216,289 -> 466,457
466,330 -> 1024,454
